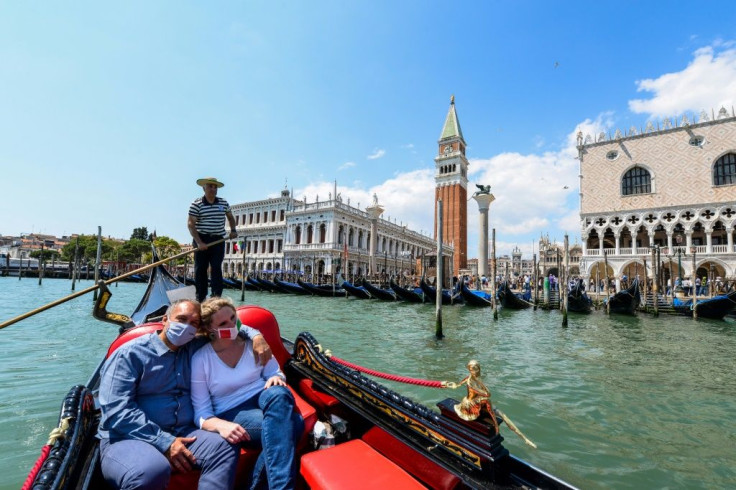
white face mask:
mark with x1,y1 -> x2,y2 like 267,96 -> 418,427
216,326 -> 239,340
165,321 -> 197,346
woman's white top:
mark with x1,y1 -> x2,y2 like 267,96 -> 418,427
191,340 -> 284,428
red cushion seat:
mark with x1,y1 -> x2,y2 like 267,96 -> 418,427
300,439 -> 425,490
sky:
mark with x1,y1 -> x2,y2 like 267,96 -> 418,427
2,1 -> 736,257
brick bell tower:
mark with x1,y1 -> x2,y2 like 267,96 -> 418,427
434,95 -> 468,276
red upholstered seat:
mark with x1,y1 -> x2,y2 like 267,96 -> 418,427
106,322 -> 161,358
297,378 -> 340,413
300,439 -> 425,490
362,426 -> 462,490
103,306 -> 318,489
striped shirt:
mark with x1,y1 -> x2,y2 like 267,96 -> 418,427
189,196 -> 231,236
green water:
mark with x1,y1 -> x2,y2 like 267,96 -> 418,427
1,277 -> 735,489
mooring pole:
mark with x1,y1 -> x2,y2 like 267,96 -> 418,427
650,247 -> 658,316
692,249 -> 698,320
93,226 -> 102,301
435,200 -> 444,338
38,241 -> 44,286
240,240 -> 246,302
532,253 -> 538,310
71,237 -> 79,291
562,235 -> 569,326
492,228 -> 498,320
604,251 -> 610,315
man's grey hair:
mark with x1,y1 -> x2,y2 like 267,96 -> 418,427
165,298 -> 201,317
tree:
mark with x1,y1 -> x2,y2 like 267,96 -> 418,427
153,236 -> 182,258
60,235 -> 113,263
30,249 -> 60,261
130,227 -> 149,241
118,238 -> 152,263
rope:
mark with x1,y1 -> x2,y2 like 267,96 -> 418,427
21,445 -> 51,490
328,355 -> 454,388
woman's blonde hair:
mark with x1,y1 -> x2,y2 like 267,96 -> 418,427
200,296 -> 236,329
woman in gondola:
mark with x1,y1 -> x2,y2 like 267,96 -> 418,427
191,297 -> 303,490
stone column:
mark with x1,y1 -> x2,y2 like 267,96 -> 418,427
599,232 -> 604,254
667,232 -> 673,252
686,232 -> 693,250
727,227 -> 734,252
615,234 -> 620,255
706,230 -> 712,253
472,193 -> 496,279
365,203 -> 384,276
582,235 -> 588,255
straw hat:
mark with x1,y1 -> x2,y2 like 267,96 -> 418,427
196,177 -> 225,188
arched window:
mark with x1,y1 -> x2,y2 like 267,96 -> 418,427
713,153 -> 736,186
621,166 -> 651,195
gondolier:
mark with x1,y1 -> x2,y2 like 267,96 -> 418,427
188,177 -> 237,301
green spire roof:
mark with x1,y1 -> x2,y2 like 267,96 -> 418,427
439,95 -> 464,141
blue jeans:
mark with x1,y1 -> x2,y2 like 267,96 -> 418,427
99,429 -> 239,490
194,234 -> 226,301
218,386 -> 304,490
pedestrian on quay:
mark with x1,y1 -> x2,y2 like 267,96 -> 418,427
188,177 -> 238,302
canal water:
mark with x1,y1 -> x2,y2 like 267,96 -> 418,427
1,277 -> 734,489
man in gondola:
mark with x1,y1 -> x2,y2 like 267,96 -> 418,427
188,177 -> 238,302
97,299 -> 271,489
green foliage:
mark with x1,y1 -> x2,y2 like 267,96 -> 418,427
30,249 -> 60,261
60,235 -> 114,262
118,238 -> 152,263
130,227 -> 150,241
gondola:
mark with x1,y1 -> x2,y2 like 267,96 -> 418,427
273,277 -> 311,295
222,277 -> 240,289
24,258 -> 576,490
246,275 -> 266,291
361,279 -> 397,301
340,279 -> 372,299
604,278 -> 640,315
297,278 -> 346,297
567,279 -> 592,314
419,278 -> 457,305
671,290 -> 736,320
257,276 -> 290,294
389,278 -> 425,303
497,281 -> 534,309
460,282 -> 493,307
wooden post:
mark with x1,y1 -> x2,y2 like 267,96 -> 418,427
533,253 -> 538,310
38,241 -> 44,285
604,251 -> 611,314
668,256 -> 674,301
692,249 -> 698,320
71,237 -> 79,291
651,247 -> 658,316
595,269 -> 600,310
562,235 -> 569,326
492,228 -> 498,321
240,240 -> 247,302
93,226 -> 102,301
435,200 -> 444,338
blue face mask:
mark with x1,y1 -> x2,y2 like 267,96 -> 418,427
165,321 -> 197,347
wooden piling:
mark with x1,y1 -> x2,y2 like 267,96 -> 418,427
692,250 -> 698,320
492,228 -> 498,320
533,253 -> 538,310
604,251 -> 611,314
435,200 -> 444,338
651,247 -> 658,316
93,226 -> 102,301
562,235 -> 569,326
38,241 -> 44,285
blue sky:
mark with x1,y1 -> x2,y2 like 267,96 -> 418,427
2,1 -> 736,256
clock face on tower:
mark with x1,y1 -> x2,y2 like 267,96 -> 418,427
443,145 -> 452,154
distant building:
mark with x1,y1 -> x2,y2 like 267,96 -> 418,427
434,96 -> 468,276
576,107 -> 736,284
223,187 -> 438,283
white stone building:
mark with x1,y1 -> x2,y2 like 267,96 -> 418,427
576,108 -> 736,286
223,188 -> 438,283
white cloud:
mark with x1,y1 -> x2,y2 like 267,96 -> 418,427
367,148 -> 386,160
629,44 -> 736,117
338,161 -> 356,171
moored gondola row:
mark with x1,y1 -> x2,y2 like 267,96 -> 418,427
235,274 -> 736,319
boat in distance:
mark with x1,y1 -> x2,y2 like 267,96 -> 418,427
460,282 -> 493,307
567,279 -> 592,314
604,278 -> 640,315
497,281 -> 534,309
361,279 -> 397,301
672,289 -> 736,319
23,254 -> 576,489
389,278 -> 424,303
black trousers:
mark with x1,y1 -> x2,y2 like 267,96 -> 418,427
193,234 -> 226,301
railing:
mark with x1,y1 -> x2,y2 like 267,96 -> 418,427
583,244 -> 734,256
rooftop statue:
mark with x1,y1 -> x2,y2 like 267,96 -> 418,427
474,184 -> 491,196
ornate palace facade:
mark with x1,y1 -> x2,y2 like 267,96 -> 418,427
577,108 -> 736,284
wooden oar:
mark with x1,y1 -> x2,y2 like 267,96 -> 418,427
0,238 -> 225,330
